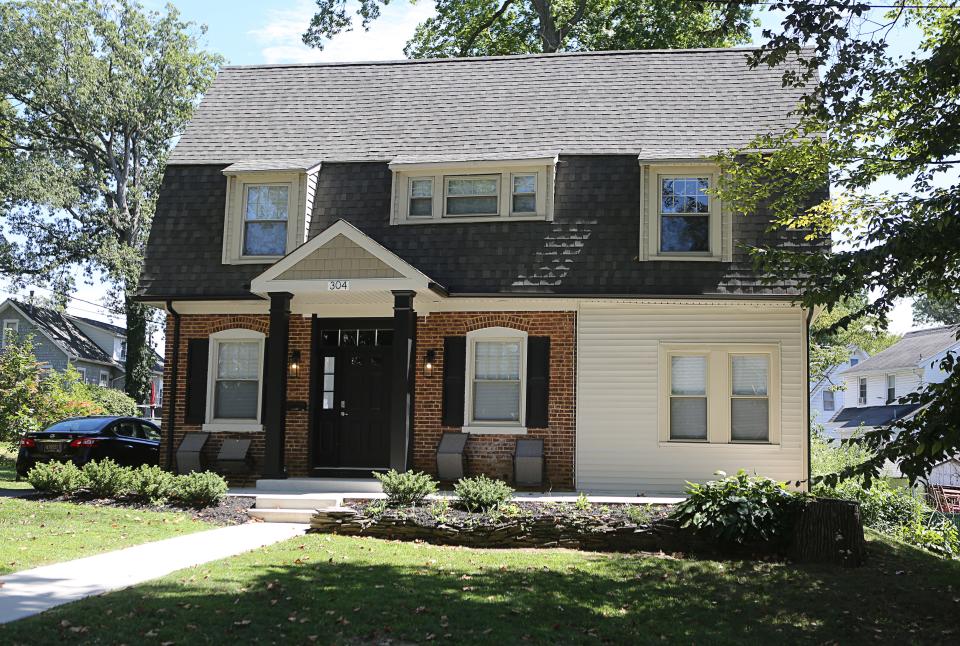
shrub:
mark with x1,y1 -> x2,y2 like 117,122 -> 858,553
82,459 -> 131,498
626,504 -> 656,526
894,516 -> 960,559
374,469 -> 438,507
575,492 -> 591,511
453,475 -> 514,512
173,471 -> 228,507
83,384 -> 139,416
672,470 -> 807,544
129,464 -> 177,503
26,460 -> 88,496
816,479 -> 928,533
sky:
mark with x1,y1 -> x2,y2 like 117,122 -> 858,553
0,0 -> 925,336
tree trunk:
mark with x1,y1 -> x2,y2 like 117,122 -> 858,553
123,292 -> 151,406
790,498 -> 866,567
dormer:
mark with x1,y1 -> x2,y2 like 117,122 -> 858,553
221,159 -> 322,265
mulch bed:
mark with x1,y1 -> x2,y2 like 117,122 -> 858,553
21,492 -> 255,525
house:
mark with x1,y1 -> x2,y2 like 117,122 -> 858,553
137,49 -> 823,494
826,325 -> 960,439
810,347 -> 868,428
0,298 -> 164,408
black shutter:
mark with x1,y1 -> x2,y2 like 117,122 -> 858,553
525,336 -> 550,428
184,339 -> 209,424
261,338 -> 270,415
442,336 -> 466,427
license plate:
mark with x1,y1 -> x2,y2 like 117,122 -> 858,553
39,442 -> 63,454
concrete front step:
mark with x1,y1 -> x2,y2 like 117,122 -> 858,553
254,494 -> 341,510
255,477 -> 383,494
247,508 -> 316,524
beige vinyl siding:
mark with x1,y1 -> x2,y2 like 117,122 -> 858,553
576,301 -> 806,494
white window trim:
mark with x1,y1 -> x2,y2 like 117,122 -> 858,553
886,374 -> 896,404
222,171 -> 305,265
463,326 -> 528,435
858,376 -> 868,405
391,161 -> 555,224
1,319 -> 18,347
658,343 -> 781,446
99,370 -> 110,387
641,163 -> 727,262
442,174 -> 501,218
203,328 -> 265,433
76,366 -> 87,382
822,389 -> 835,411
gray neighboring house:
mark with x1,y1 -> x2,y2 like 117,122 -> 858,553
0,298 -> 163,407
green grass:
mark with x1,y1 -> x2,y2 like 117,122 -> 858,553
0,498 -> 213,574
2,530 -> 958,644
0,446 -> 32,491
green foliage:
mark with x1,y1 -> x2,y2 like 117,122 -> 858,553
0,0 -> 221,403
913,292 -> 960,326
26,461 -> 88,496
672,470 -> 807,544
818,479 -> 928,534
0,335 -> 107,447
303,1 -> 754,56
429,498 -> 451,523
172,471 -> 228,508
575,491 -> 591,511
893,516 -> 960,559
453,474 -> 514,512
810,296 -> 898,382
129,464 -> 177,504
625,504 -> 655,526
373,469 -> 438,507
711,1 -> 960,483
82,459 -> 131,498
83,384 -> 139,417
810,428 -> 876,481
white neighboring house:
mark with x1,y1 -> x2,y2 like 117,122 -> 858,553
810,347 -> 868,428
826,325 -> 960,440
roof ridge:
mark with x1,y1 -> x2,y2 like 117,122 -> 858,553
904,324 -> 960,337
221,47 -> 764,71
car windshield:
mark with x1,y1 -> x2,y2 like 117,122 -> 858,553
43,418 -> 114,433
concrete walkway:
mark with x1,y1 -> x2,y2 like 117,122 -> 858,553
0,522 -> 305,624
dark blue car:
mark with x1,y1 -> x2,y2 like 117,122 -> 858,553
16,416 -> 161,477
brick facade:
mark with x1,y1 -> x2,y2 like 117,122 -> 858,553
162,310 -> 576,488
412,312 -> 576,489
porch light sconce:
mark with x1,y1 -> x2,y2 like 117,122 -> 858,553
289,350 -> 302,379
424,349 -> 436,376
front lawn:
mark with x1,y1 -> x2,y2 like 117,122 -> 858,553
0,497 -> 213,574
0,447 -> 31,491
2,530 -> 958,644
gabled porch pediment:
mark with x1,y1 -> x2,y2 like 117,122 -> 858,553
250,220 -> 442,298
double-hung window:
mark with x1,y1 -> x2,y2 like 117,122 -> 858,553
886,374 -> 896,404
99,370 -> 110,387
659,176 -> 711,253
205,329 -> 264,431
858,377 -> 867,405
730,355 -> 770,442
511,174 -> 537,214
669,355 -> 708,441
465,328 -> 527,431
1,320 -> 18,348
822,389 -> 835,411
445,175 -> 500,217
243,184 -> 289,257
408,178 -> 434,217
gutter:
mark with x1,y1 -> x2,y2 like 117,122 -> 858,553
165,300 -> 181,471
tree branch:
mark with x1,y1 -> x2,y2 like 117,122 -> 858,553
458,0 -> 515,57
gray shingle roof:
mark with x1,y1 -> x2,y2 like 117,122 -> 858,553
840,326 -> 960,374
11,300 -> 115,365
169,48 -> 806,165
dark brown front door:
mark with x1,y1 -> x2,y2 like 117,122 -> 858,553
312,326 -> 393,472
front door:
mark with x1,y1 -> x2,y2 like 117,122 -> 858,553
312,325 -> 393,472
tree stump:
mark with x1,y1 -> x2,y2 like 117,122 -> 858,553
790,498 -> 865,567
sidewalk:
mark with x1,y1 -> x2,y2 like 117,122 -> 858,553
0,522 -> 305,624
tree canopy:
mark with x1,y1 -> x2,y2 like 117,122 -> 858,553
811,295 -> 899,383
0,0 -> 221,403
303,0 -> 756,57
713,0 -> 960,484
913,293 -> 960,325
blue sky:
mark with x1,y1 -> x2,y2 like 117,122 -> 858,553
0,1 -> 925,333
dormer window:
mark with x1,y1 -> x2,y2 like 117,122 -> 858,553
390,157 -> 556,224
243,184 -> 289,256
659,177 -> 710,253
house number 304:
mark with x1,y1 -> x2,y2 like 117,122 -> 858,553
327,280 -> 350,291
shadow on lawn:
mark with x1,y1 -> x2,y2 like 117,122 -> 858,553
1,536 -> 958,645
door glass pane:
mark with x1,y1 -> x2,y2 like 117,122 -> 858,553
358,330 -> 376,346
320,329 -> 339,346
671,356 -> 706,395
473,381 -> 520,422
340,330 -> 357,346
670,398 -> 707,440
324,356 -> 335,372
322,392 -> 334,410
731,399 -> 769,441
376,330 -> 393,346
215,381 -> 258,419
732,356 -> 768,395
323,374 -> 334,391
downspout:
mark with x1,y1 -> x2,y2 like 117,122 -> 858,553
165,300 -> 181,471
805,307 -> 814,490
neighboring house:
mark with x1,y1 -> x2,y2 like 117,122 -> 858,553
826,325 -> 960,439
0,298 -> 163,407
810,347 -> 868,428
138,49 -> 823,494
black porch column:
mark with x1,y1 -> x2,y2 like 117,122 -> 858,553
263,292 -> 292,479
390,290 -> 416,471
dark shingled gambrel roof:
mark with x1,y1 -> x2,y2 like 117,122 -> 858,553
169,48 -> 807,165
